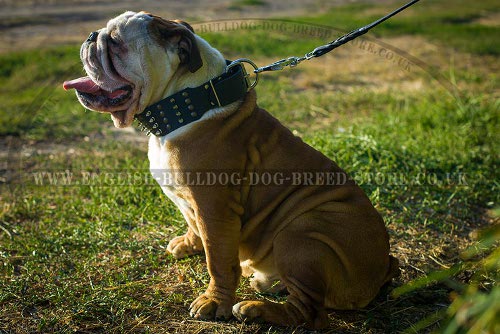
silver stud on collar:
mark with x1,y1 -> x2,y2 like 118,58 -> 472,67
146,110 -> 151,117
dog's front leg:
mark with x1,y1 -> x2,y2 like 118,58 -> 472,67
189,217 -> 241,321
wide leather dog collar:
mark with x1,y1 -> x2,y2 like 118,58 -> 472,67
135,60 -> 251,137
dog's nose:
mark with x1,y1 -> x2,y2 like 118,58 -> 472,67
86,31 -> 99,43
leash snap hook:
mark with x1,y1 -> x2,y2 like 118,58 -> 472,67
286,56 -> 302,68
226,58 -> 259,90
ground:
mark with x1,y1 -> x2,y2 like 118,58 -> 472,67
0,0 -> 498,333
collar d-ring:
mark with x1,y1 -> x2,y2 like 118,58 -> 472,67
226,58 -> 259,90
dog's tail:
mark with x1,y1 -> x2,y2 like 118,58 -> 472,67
383,255 -> 400,284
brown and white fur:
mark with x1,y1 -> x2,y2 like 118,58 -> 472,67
64,11 -> 399,329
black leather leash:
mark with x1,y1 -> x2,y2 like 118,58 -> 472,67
136,0 -> 420,137
254,0 -> 421,73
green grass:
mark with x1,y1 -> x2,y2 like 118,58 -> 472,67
1,0 -> 499,333
298,0 -> 500,55
0,46 -> 110,140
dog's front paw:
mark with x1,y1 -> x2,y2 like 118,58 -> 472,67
167,234 -> 203,259
189,293 -> 233,320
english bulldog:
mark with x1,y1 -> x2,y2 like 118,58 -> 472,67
63,11 -> 399,329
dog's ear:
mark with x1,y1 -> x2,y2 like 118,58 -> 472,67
147,14 -> 203,73
171,19 -> 196,33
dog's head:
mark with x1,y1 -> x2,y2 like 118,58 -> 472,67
63,11 -> 204,128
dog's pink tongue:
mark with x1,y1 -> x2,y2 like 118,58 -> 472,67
63,76 -> 100,93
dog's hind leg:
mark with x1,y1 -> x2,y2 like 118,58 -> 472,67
233,222 -> 335,329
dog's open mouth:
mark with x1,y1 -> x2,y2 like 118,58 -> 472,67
63,76 -> 133,110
